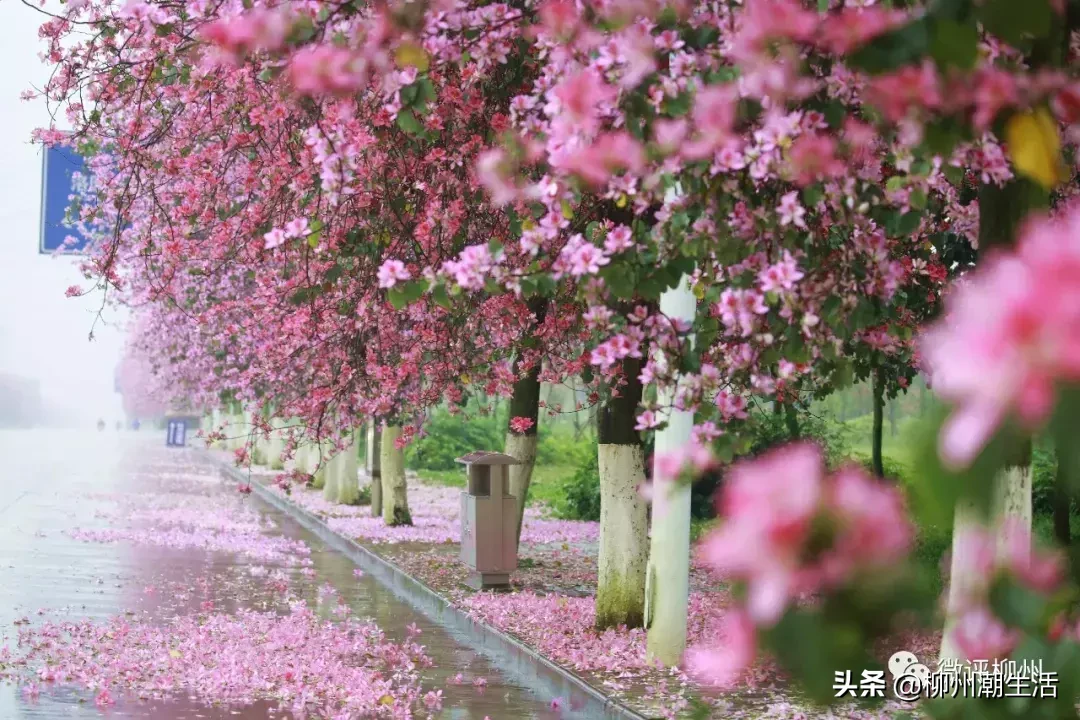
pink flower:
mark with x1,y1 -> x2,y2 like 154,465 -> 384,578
603,225 -> 634,254
443,244 -> 495,291
377,259 -> 411,289
951,605 -> 1019,661
64,285 -> 82,297
817,7 -> 904,54
509,416 -> 535,434
686,609 -> 756,688
715,390 -> 748,421
568,241 -> 609,276
684,85 -> 737,160
866,61 -> 942,123
973,68 -> 1018,131
758,251 -> 804,293
476,148 -> 517,206
699,443 -> 823,624
654,440 -> 714,481
1001,518 -> 1064,594
95,688 -> 115,707
826,467 -> 912,576
284,217 -> 309,238
786,133 -> 844,186
423,690 -> 443,710
552,69 -> 613,134
715,289 -> 768,336
776,191 -> 807,229
558,132 -> 645,186
263,228 -> 288,250
288,46 -> 366,96
634,410 -> 661,431
921,204 -> 1080,467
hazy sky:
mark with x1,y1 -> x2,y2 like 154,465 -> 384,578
0,3 -> 126,424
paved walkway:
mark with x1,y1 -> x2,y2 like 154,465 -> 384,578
0,429 -> 559,719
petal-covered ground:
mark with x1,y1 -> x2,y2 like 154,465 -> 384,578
237,459 -> 939,719
1,442 -> 557,719
268,474 -> 599,546
6,607 -> 430,716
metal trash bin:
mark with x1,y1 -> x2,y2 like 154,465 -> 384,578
456,451 -> 520,590
166,418 -> 187,447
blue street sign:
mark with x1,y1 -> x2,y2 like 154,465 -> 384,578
39,144 -> 92,254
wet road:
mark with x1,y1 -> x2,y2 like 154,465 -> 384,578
0,429 -> 560,719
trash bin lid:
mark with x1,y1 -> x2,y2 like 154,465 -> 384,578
455,451 -> 521,466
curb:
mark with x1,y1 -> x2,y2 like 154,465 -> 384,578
211,455 -> 652,720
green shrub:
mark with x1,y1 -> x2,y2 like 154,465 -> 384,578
347,484 -> 372,506
551,453 -> 601,521
1032,442 -> 1058,516
536,425 -> 594,467
406,408 -> 503,470
690,410 -> 850,519
849,452 -> 909,483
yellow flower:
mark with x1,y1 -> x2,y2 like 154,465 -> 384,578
394,42 -> 429,73
1005,108 -> 1065,190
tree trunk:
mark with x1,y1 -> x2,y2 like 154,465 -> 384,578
941,447 -> 1033,660
380,424 -> 412,526
939,498 -> 980,661
322,436 -> 341,501
783,403 -> 800,439
268,419 -> 285,471
506,356 -> 542,549
646,274 -> 695,665
331,430 -> 361,505
311,440 -> 327,490
595,358 -> 648,631
871,368 -> 885,478
1053,457 -> 1071,547
367,423 -> 382,517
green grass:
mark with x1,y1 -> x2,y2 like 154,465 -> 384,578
413,463 -> 579,508
839,414 -> 925,469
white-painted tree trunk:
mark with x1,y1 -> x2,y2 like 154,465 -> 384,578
367,424 -> 382,517
312,440 -> 329,490
322,439 -> 341,501
940,465 -> 1032,660
505,432 -> 539,547
596,443 -> 649,629
330,431 -> 361,505
381,425 -> 412,525
645,273 -> 695,666
267,419 -> 286,470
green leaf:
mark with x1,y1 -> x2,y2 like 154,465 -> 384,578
431,283 -> 452,309
802,184 -> 824,207
387,279 -> 426,310
396,109 -> 423,136
847,19 -> 930,75
600,265 -> 635,299
909,189 -> 928,211
989,578 -> 1047,633
978,0 -> 1052,46
895,210 -> 924,237
930,19 -> 979,71
662,91 -> 693,118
